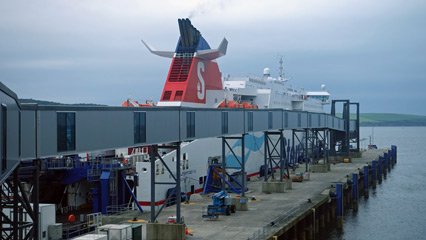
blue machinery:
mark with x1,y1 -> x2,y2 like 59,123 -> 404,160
0,79 -> 363,238
43,156 -> 138,215
202,191 -> 235,219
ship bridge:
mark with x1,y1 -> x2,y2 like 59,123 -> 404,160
0,82 -> 359,239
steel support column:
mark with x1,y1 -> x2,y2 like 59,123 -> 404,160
149,142 -> 182,223
1,163 -> 39,240
263,130 -> 287,182
305,129 -> 309,172
149,145 -> 156,223
175,143 -> 182,222
350,102 -> 360,152
317,130 -> 328,163
32,159 -> 40,240
222,137 -> 226,191
241,134 -> 245,198
325,129 -> 330,165
292,129 -> 307,169
306,129 -> 326,165
12,169 -> 19,240
330,100 -> 350,156
220,135 -> 246,196
291,132 -> 295,167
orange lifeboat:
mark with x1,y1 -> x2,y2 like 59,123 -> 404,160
227,100 -> 237,108
218,101 -> 227,108
121,100 -> 136,107
139,104 -> 152,107
242,102 -> 252,109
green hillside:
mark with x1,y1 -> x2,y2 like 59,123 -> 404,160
358,113 -> 426,126
18,98 -> 106,107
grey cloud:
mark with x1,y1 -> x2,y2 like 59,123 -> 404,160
1,0 -> 426,115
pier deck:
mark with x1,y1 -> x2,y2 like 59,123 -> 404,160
104,149 -> 387,240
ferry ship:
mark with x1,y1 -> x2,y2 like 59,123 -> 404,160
117,18 -> 330,211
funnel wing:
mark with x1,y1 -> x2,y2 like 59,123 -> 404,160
141,40 -> 174,58
196,38 -> 228,60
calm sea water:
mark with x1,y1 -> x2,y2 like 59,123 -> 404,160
325,127 -> 426,240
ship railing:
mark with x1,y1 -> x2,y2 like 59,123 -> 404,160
105,203 -> 133,215
59,205 -> 78,215
61,212 -> 102,239
93,157 -> 124,170
44,157 -> 88,170
87,156 -> 120,181
87,212 -> 103,228
62,222 -> 97,239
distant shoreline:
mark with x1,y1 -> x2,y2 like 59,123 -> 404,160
360,123 -> 426,127
358,113 -> 426,127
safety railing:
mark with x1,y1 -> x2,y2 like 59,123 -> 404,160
247,204 -> 305,240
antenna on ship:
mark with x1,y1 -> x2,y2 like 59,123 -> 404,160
278,56 -> 288,82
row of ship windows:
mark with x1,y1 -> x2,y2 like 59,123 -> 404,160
140,153 -> 190,175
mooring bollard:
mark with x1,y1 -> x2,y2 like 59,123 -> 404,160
371,160 -> 377,188
386,151 -> 391,172
378,156 -> 383,183
392,145 -> 397,164
336,183 -> 344,229
387,150 -> 393,170
368,164 -> 373,185
363,165 -> 369,198
352,173 -> 358,211
383,154 -> 388,179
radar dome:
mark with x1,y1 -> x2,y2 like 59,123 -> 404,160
263,68 -> 270,76
321,84 -> 326,90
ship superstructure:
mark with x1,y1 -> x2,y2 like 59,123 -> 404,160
141,19 -> 329,111
123,18 -> 330,211
222,68 -> 329,112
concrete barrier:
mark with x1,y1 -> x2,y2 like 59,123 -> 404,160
146,223 -> 185,240
235,197 -> 249,211
262,181 -> 287,193
310,164 -> 330,173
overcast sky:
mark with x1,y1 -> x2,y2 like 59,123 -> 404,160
1,0 -> 425,114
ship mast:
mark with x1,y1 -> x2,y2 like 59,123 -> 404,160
279,56 -> 287,81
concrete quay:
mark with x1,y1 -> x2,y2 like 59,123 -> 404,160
103,148 -> 396,240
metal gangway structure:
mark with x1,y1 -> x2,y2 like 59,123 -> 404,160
0,82 -> 359,239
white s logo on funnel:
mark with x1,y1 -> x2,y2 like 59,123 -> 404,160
197,61 -> 206,100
